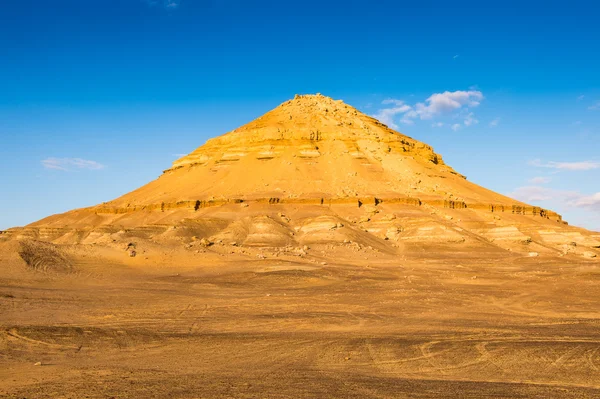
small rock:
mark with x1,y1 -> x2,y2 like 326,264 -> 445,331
199,238 -> 213,247
129,250 -> 137,258
528,252 -> 539,257
583,251 -> 597,259
34,361 -> 42,366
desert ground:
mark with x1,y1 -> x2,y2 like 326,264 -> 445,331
1,234 -> 600,398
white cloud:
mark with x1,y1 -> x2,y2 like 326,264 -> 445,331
431,122 -> 444,128
144,0 -> 180,8
529,176 -> 552,184
463,112 -> 478,127
588,102 -> 600,110
510,186 -> 600,215
411,90 -> 483,120
42,158 -> 105,171
453,55 -> 459,60
510,186 -> 585,204
489,117 -> 500,127
529,159 -> 600,171
381,99 -> 403,106
373,99 -> 412,129
568,193 -> 600,212
577,95 -> 585,101
510,186 -> 600,231
373,89 -> 484,130
510,186 -> 555,202
451,123 -> 461,131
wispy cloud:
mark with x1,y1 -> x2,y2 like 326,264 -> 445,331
529,176 -> 552,184
431,122 -> 444,128
373,99 -> 412,129
144,0 -> 180,9
453,55 -> 459,60
408,90 -> 483,120
511,186 -> 600,219
489,117 -> 500,128
529,159 -> 600,171
373,90 -> 484,130
510,186 -> 557,202
588,102 -> 600,111
510,185 -> 587,204
568,193 -> 600,212
42,158 -> 105,171
463,112 -> 478,127
451,123 -> 461,132
577,95 -> 585,101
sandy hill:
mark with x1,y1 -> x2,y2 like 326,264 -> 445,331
1,94 -> 599,265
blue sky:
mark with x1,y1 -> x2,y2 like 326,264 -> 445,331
1,0 -> 599,231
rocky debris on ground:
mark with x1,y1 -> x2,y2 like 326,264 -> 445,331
199,238 -> 213,247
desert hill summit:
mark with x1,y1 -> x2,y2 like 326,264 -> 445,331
77,93 -> 538,207
26,93 -> 562,209
1,94 -> 599,266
